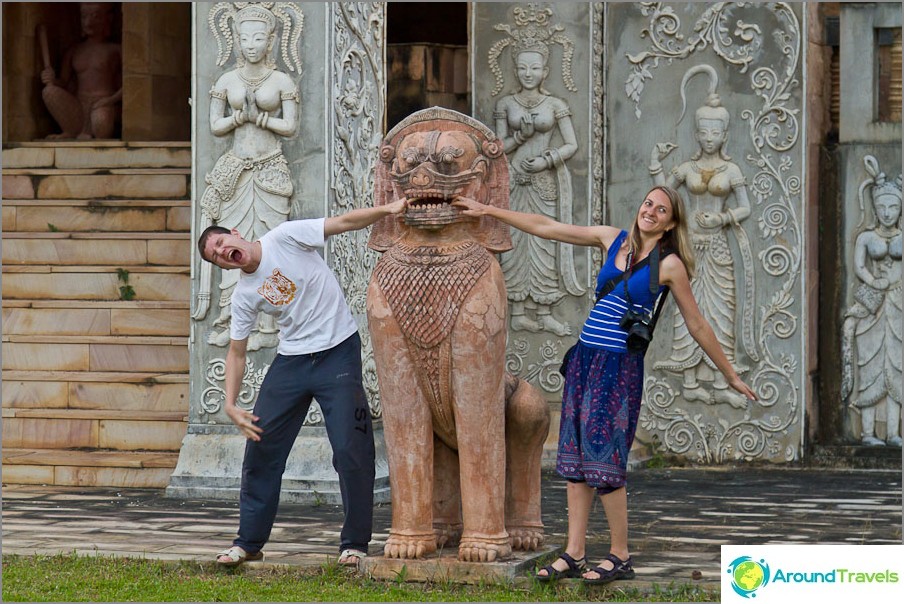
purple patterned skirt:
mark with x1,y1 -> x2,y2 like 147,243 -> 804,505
556,341 -> 645,492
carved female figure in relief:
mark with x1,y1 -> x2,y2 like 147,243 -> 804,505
194,3 -> 303,351
490,5 -> 585,337
842,156 -> 902,447
649,64 -> 756,410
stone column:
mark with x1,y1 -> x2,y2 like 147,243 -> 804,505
168,2 -> 389,504
607,3 -> 806,463
471,3 -> 603,463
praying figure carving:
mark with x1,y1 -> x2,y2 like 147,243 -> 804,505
649,64 -> 757,410
488,5 -> 585,337
39,2 -> 122,140
841,156 -> 902,447
366,108 -> 550,562
193,2 -> 303,352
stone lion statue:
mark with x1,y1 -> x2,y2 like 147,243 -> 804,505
366,107 -> 550,563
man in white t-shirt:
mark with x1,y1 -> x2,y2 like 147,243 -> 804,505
197,199 -> 406,568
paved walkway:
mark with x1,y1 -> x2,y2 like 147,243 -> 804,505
2,467 -> 901,588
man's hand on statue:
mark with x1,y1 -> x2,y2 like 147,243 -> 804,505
384,197 -> 408,215
226,404 -> 263,442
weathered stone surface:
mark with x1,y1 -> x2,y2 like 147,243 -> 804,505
1,272 -> 189,301
69,382 -> 188,412
2,175 -> 35,199
88,343 -> 188,373
37,174 -> 187,199
98,420 -> 187,451
54,147 -> 191,169
1,307 -> 111,336
2,147 -> 55,168
1,417 -> 98,448
15,205 -> 168,232
1,342 -> 89,371
0,465 -> 54,485
147,239 -> 190,265
363,546 -> 559,584
1,381 -> 68,409
166,205 -> 191,231
2,206 -> 16,231
2,238 -> 148,265
54,466 -> 175,488
110,309 -> 188,336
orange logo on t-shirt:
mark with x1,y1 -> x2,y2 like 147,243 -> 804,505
258,268 -> 297,306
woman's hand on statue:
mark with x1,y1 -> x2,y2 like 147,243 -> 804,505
451,196 -> 487,217
384,197 -> 408,215
520,157 -> 546,173
695,211 -> 723,229
728,375 -> 758,402
226,404 -> 263,442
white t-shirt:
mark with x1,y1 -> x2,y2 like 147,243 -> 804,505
229,219 -> 358,355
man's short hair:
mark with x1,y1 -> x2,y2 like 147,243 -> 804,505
197,225 -> 230,262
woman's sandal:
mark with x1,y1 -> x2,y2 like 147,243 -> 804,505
583,553 -> 635,585
535,552 -> 586,583
216,545 -> 264,567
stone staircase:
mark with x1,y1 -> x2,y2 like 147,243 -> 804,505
2,141 -> 191,488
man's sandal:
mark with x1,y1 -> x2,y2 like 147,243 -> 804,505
535,552 -> 586,582
338,548 -> 367,567
216,545 -> 263,567
583,553 -> 635,585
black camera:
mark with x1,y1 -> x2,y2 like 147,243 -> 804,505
619,309 -> 653,353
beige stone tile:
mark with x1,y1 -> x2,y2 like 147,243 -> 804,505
1,271 -> 189,301
122,75 -> 153,140
37,174 -> 187,199
0,465 -> 55,485
2,417 -> 99,448
1,342 -> 89,371
2,175 -> 35,199
88,343 -> 188,372
166,206 -> 191,231
54,147 -> 191,169
110,309 -> 188,336
2,238 -> 149,265
99,419 -> 186,451
1,381 -> 69,409
54,466 -> 174,488
1,307 -> 111,336
2,205 -> 17,231
2,147 -> 55,168
147,239 -> 189,265
122,31 -> 150,73
16,205 -> 168,232
70,382 -> 187,412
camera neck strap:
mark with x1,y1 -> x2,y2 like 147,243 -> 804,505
595,241 -> 671,328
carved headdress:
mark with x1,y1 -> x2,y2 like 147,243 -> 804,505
208,2 -> 303,72
488,4 -> 577,96
858,155 -> 903,230
678,64 -> 732,161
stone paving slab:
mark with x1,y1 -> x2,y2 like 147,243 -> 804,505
1,467 -> 900,590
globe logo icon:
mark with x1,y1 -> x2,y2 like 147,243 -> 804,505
727,556 -> 770,598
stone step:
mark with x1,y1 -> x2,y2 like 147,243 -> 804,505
2,266 -> 189,301
3,199 -> 191,233
2,369 -> 189,382
3,173 -> 189,200
3,168 -> 191,176
2,408 -> 187,422
1,416 -> 186,450
2,233 -> 190,266
2,307 -> 188,337
2,143 -> 191,169
3,377 -> 188,413
2,448 -> 178,488
2,339 -> 188,373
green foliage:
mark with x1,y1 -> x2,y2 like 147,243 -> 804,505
47,223 -> 59,232
115,268 -> 136,301
1,553 -> 719,602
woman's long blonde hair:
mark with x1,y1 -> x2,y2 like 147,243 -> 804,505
625,185 -> 696,279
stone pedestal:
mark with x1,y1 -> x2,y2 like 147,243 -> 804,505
362,546 -> 559,584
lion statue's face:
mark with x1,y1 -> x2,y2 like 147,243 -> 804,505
389,130 -> 488,229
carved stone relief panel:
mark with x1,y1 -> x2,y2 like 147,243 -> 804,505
607,3 -> 805,463
840,154 -> 902,447
472,2 -> 602,399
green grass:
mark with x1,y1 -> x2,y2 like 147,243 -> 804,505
1,553 -> 718,602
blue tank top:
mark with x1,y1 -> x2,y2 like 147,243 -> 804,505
579,230 -> 667,353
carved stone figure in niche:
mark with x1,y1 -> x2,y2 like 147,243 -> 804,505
39,2 -> 122,140
367,108 -> 550,562
842,156 -> 902,447
194,2 -> 303,352
649,64 -> 756,410
489,5 -> 585,337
